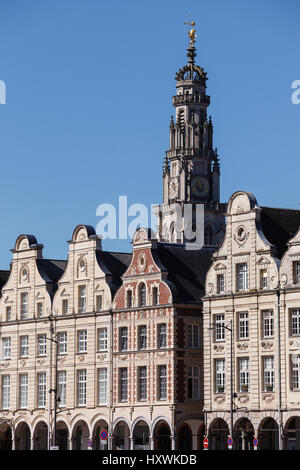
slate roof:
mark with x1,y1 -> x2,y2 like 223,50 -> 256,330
155,243 -> 216,303
0,270 -> 10,291
36,259 -> 67,284
96,251 -> 132,296
260,206 -> 300,259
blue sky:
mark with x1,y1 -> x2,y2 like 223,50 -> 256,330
0,0 -> 299,267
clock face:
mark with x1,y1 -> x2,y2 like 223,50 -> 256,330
191,176 -> 209,198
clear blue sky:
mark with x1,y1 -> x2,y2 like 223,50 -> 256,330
0,0 -> 299,267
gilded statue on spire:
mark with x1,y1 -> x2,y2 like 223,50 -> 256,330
184,16 -> 196,46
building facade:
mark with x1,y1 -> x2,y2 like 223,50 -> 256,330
203,191 -> 300,450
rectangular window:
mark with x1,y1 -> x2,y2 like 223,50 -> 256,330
187,366 -> 200,400
20,374 -> 28,408
152,287 -> 158,306
262,310 -> 274,338
188,324 -> 200,348
215,359 -> 225,393
239,358 -> 249,392
96,294 -> 103,312
158,324 -> 167,349
291,309 -> 300,336
77,370 -> 87,406
78,330 -> 87,353
37,334 -> 47,356
98,328 -> 108,351
126,290 -> 133,308
20,336 -> 29,357
78,285 -> 86,313
236,263 -> 249,291
98,368 -> 107,405
119,327 -> 128,351
2,337 -> 11,359
37,372 -> 46,408
37,302 -> 43,317
217,274 -> 225,294
215,315 -> 225,341
2,375 -> 10,409
139,325 -> 147,350
58,332 -> 67,355
21,292 -> 28,319
263,357 -> 274,391
62,299 -> 68,315
58,371 -> 67,407
293,261 -> 300,284
119,368 -> 128,402
6,306 -> 11,322
260,269 -> 268,289
158,365 -> 167,400
292,355 -> 300,390
138,366 -> 147,401
238,312 -> 249,340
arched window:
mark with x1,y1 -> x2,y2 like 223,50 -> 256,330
204,225 -> 213,245
139,283 -> 147,307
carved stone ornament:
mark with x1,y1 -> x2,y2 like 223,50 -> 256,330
289,339 -> 300,350
131,267 -> 137,275
137,252 -> 147,273
37,359 -> 45,366
213,344 -> 224,353
261,341 -> 274,351
237,394 -> 249,404
158,309 -> 165,317
237,342 -> 249,351
233,225 -> 249,247
120,312 -> 126,320
58,357 -> 66,364
262,393 -> 274,403
97,354 -> 107,361
207,283 -> 214,294
280,274 -> 287,286
119,354 -> 128,361
139,310 -> 146,319
148,264 -> 154,273
214,394 -> 225,404
78,355 -> 85,362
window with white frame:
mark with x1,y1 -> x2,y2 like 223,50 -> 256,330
217,273 -> 225,294
238,312 -> 249,340
262,310 -> 274,338
291,309 -> 300,336
96,294 -> 103,312
236,263 -> 249,291
152,286 -> 158,306
19,374 -> 28,408
139,325 -> 147,350
6,306 -> 11,322
119,327 -> 128,351
37,302 -> 43,317
2,375 -> 10,409
139,283 -> 147,307
2,337 -> 11,359
215,359 -> 225,393
78,330 -> 87,353
119,368 -> 128,402
188,324 -> 200,348
126,289 -> 133,308
58,371 -> 67,407
239,358 -> 249,392
37,372 -> 46,408
292,355 -> 300,390
37,334 -> 47,356
187,366 -> 200,400
158,365 -> 167,400
98,328 -> 108,351
98,368 -> 107,405
215,315 -> 225,341
263,357 -> 274,391
78,285 -> 86,313
20,292 -> 28,319
158,323 -> 167,348
58,332 -> 67,355
260,269 -> 268,289
20,336 -> 29,357
62,299 -> 68,315
138,366 -> 147,401
77,370 -> 87,406
293,261 -> 300,284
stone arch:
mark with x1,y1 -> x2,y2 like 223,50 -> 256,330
283,415 -> 300,450
258,417 -> 279,450
132,419 -> 151,450
176,423 -> 193,451
152,419 -> 172,451
233,417 -> 254,450
56,419 -> 69,450
0,422 -> 12,450
71,417 -> 91,451
32,419 -> 48,450
208,418 -> 229,450
136,280 -> 147,307
92,418 -> 108,450
112,419 -> 130,450
15,421 -> 31,450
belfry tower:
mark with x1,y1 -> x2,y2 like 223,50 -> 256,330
156,21 -> 226,246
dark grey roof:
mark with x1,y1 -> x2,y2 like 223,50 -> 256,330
0,270 -> 10,290
96,251 -> 131,296
155,243 -> 216,303
260,207 -> 300,259
36,259 -> 67,283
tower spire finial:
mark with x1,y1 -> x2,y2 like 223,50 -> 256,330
184,16 -> 197,65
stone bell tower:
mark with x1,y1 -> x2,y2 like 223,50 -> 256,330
155,21 -> 226,246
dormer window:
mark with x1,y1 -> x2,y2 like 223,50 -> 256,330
293,261 -> 300,284
236,263 -> 249,292
260,269 -> 268,289
217,274 -> 225,294
139,283 -> 147,307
